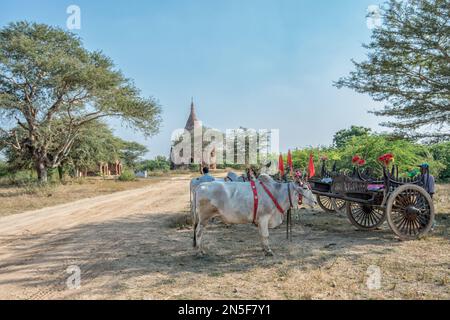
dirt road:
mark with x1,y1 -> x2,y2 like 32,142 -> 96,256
0,175 -> 448,300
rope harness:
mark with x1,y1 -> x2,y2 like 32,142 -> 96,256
251,180 -> 290,225
249,179 -> 313,241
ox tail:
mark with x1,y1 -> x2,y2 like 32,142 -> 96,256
193,188 -> 198,248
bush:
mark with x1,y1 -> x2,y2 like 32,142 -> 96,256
0,161 -> 8,177
118,170 -> 136,181
137,156 -> 170,172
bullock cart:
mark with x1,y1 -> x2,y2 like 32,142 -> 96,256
309,162 -> 435,240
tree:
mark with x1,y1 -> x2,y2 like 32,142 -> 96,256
68,122 -> 148,174
333,126 -> 372,148
65,120 -> 122,177
335,0 -> 449,141
0,22 -> 161,182
120,141 -> 148,169
430,141 -> 450,181
138,156 -> 171,172
2,120 -> 146,179
0,159 -> 8,177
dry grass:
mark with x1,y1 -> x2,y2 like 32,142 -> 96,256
435,184 -> 450,218
0,177 -> 447,300
142,184 -> 449,300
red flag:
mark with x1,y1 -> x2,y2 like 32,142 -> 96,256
308,153 -> 315,178
278,154 -> 285,177
287,150 -> 293,174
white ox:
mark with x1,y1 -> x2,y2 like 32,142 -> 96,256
193,174 -> 317,256
189,172 -> 247,216
190,176 -> 218,216
224,172 -> 247,182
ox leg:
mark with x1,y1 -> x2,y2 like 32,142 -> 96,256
195,220 -> 208,256
258,215 -> 273,256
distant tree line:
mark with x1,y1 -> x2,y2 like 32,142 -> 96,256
290,126 -> 450,182
0,119 -> 151,181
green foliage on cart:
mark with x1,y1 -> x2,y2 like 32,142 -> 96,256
334,134 -> 443,177
290,131 -> 447,181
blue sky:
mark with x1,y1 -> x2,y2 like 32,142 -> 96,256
1,0 -> 387,158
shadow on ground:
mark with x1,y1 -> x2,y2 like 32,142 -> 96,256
0,208 -> 448,298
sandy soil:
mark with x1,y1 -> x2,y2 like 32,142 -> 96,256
0,175 -> 448,300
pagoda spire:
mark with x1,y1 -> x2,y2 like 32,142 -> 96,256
185,98 -> 200,131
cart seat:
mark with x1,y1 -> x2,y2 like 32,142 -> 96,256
367,184 -> 384,191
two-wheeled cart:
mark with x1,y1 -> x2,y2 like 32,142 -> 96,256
310,163 -> 435,240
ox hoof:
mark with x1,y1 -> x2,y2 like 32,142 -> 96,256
264,250 -> 274,257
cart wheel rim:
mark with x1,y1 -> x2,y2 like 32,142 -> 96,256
386,184 -> 435,240
316,195 -> 346,212
346,202 -> 386,230
317,195 -> 335,212
331,199 -> 347,213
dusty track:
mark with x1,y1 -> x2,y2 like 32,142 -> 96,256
0,176 -> 448,299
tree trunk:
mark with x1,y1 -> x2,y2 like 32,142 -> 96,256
58,165 -> 64,181
35,160 -> 48,183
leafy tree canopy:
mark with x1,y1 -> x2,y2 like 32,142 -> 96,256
66,120 -> 123,172
333,126 -> 372,148
0,22 -> 161,181
121,141 -> 148,169
335,0 -> 449,141
2,119 -> 148,177
430,141 -> 450,180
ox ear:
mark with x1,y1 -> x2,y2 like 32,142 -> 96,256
258,174 -> 273,184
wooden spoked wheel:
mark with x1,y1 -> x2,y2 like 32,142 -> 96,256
331,198 -> 347,214
386,184 -> 435,240
346,202 -> 386,230
317,195 -> 346,213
